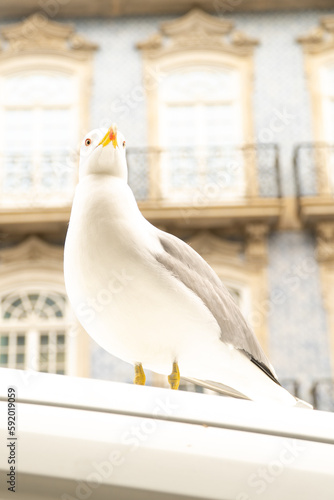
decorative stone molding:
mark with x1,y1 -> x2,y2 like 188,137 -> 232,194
137,7 -> 257,156
137,7 -> 258,56
0,13 -> 98,58
245,223 -> 269,265
297,16 -> 334,53
186,230 -> 242,263
0,236 -> 63,266
316,222 -> 334,262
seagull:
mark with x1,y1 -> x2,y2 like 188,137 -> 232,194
64,125 -> 311,408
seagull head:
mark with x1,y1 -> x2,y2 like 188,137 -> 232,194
79,124 -> 127,181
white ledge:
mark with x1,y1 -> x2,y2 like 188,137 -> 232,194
0,368 -> 334,500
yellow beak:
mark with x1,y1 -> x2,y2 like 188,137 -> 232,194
98,124 -> 118,149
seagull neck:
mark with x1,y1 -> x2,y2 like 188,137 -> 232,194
78,173 -> 141,219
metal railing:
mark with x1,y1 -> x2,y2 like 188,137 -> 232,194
293,142 -> 334,198
126,144 -> 281,203
310,378 -> 334,411
181,377 -> 334,411
0,151 -> 75,207
0,145 -> 281,208
273,378 -> 334,411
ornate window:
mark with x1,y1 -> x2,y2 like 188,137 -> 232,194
298,18 -> 334,195
158,67 -> 244,200
0,14 -> 97,208
0,290 -> 72,374
0,73 -> 78,206
298,19 -> 334,142
0,237 -> 90,377
137,8 -> 258,203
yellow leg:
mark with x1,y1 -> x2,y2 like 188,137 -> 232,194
134,363 -> 146,386
168,362 -> 180,390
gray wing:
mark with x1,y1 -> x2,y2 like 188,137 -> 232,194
155,230 -> 279,384
181,377 -> 251,400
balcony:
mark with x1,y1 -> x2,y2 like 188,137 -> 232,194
0,151 -> 76,234
293,143 -> 334,225
0,151 -> 76,207
0,144 -> 282,235
128,144 -> 282,230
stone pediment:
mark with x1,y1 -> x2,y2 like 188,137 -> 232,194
0,236 -> 63,265
186,230 -> 242,262
0,13 -> 98,56
297,16 -> 334,53
137,7 -> 258,56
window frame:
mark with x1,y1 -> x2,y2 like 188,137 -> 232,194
0,288 -> 74,375
0,70 -> 79,206
137,10 -> 257,202
0,43 -> 94,208
0,237 -> 90,378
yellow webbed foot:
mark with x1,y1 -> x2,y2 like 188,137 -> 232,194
168,361 -> 180,390
134,363 -> 146,385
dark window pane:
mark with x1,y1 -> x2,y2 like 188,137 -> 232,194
17,336 -> 25,346
57,334 -> 65,344
40,335 -> 48,345
16,353 -> 24,364
56,352 -> 65,362
0,353 -> 8,364
28,294 -> 38,301
0,336 -> 9,346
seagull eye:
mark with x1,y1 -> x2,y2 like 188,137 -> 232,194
85,138 -> 92,146
123,141 -> 126,148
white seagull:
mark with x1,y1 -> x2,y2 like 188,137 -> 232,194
64,125 -> 311,408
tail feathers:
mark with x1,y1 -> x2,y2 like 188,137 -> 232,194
182,377 -> 314,409
294,397 -> 313,410
181,377 -> 250,400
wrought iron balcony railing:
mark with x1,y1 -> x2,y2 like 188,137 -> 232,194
293,143 -> 334,198
278,378 -> 334,411
127,144 -> 281,204
310,378 -> 334,411
0,144 -> 281,209
0,151 -> 76,208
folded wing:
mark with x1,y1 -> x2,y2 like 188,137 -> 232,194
155,230 -> 280,385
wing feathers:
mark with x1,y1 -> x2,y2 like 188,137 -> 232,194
156,231 -> 279,384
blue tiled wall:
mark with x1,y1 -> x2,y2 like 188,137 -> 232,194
268,231 -> 332,399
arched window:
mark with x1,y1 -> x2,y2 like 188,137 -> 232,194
160,68 -> 242,147
0,71 -> 78,207
137,9 -> 257,204
158,67 -> 244,201
0,14 -> 97,208
0,289 -> 76,375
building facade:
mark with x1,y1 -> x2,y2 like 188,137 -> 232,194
0,1 -> 333,409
